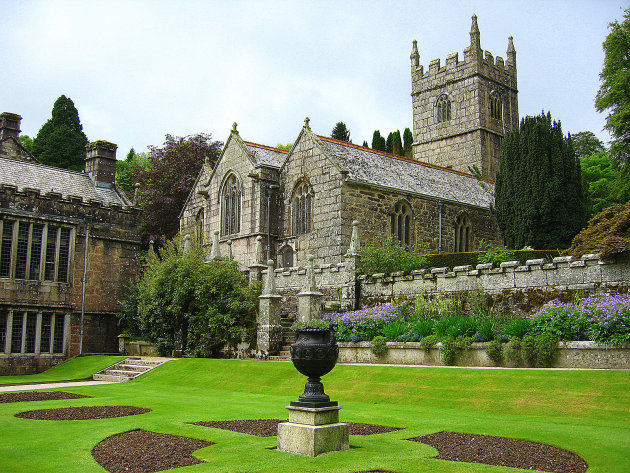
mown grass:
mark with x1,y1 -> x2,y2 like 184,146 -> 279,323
1,356 -> 629,473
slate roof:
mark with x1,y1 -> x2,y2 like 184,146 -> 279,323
244,142 -> 288,168
0,155 -> 127,206
317,136 -> 495,208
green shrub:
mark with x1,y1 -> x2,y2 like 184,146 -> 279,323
503,318 -> 533,339
435,315 -> 478,339
521,334 -> 538,367
473,320 -> 496,342
477,239 -> 516,265
486,339 -> 503,364
371,336 -> 388,357
503,339 -> 522,365
382,321 -> 409,341
441,336 -> 472,366
530,300 -> 589,340
358,236 -> 427,274
421,335 -> 439,352
534,333 -> 558,367
415,293 -> 461,319
411,319 -> 435,338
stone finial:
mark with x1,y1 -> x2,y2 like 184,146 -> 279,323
410,40 -> 420,67
209,230 -> 221,260
183,234 -> 192,254
470,14 -> 481,51
304,117 -> 311,130
148,239 -> 155,255
227,239 -> 233,259
262,259 -> 278,295
255,235 -> 264,264
232,122 -> 239,134
133,183 -> 140,205
348,220 -> 360,255
507,35 -> 516,66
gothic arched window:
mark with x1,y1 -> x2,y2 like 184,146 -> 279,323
292,181 -> 313,235
490,92 -> 502,120
454,214 -> 471,252
221,174 -> 241,236
390,201 -> 412,246
195,209 -> 204,244
436,94 -> 452,123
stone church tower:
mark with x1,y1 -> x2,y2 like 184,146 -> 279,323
410,15 -> 518,179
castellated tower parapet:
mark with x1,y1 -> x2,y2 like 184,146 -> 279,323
411,15 -> 519,180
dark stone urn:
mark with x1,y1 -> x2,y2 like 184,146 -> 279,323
290,324 -> 339,408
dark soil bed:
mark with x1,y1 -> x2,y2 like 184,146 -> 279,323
193,418 -> 400,436
92,429 -> 213,473
0,391 -> 89,403
15,405 -> 151,420
409,431 -> 588,473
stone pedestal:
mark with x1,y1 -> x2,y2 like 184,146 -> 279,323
277,405 -> 349,457
257,294 -> 282,355
297,291 -> 323,323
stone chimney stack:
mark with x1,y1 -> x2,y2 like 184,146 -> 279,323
0,113 -> 22,141
85,140 -> 117,187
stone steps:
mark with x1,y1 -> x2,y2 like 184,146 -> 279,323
93,357 -> 168,383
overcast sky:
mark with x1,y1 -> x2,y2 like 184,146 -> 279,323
1,0 -> 626,157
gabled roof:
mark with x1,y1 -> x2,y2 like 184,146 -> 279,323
316,136 -> 494,208
244,142 -> 288,168
0,155 -> 128,206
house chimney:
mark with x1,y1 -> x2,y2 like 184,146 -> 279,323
85,140 -> 117,187
0,113 -> 22,140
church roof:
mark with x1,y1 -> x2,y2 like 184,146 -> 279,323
317,136 -> 495,208
0,155 -> 128,206
244,142 -> 287,168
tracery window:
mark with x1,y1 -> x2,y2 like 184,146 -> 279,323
281,246 -> 294,268
0,218 -> 72,283
221,174 -> 241,236
292,181 -> 313,235
490,92 -> 502,120
436,94 -> 452,123
0,308 -> 68,354
454,215 -> 471,252
390,201 -> 412,246
195,209 -> 204,244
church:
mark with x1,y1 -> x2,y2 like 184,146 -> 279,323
180,16 -> 516,275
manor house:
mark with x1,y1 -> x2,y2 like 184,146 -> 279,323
0,113 -> 142,374
180,16 -> 516,274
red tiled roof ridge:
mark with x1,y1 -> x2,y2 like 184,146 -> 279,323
243,141 -> 289,154
317,135 -> 495,184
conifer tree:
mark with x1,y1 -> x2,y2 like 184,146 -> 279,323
386,132 -> 393,154
32,95 -> 88,171
331,122 -> 351,142
391,130 -> 403,156
403,127 -> 413,158
371,130 -> 386,151
495,112 -> 586,249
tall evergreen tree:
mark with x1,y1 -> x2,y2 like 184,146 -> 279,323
386,132 -> 393,154
371,130 -> 386,151
495,112 -> 586,249
331,122 -> 351,142
403,127 -> 413,158
391,130 -> 403,156
32,95 -> 88,171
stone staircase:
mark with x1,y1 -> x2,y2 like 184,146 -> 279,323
268,318 -> 295,361
93,357 -> 168,382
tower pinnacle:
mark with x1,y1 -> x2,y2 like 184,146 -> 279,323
410,39 -> 420,67
470,14 -> 481,51
507,35 -> 516,67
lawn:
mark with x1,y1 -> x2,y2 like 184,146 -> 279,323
1,356 -> 629,473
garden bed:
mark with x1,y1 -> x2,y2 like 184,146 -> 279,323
338,341 -> 630,369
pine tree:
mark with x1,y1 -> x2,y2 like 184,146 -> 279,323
495,112 -> 587,249
403,127 -> 413,158
32,95 -> 88,171
331,122 -> 351,142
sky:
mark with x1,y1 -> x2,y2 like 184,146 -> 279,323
1,0 -> 626,158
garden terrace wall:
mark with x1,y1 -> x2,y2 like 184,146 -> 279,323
358,254 -> 630,315
338,341 -> 630,369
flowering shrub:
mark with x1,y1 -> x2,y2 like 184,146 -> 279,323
531,293 -> 630,345
323,303 -> 406,342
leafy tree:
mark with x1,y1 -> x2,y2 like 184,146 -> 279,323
571,131 -> 605,157
331,122 -> 351,142
115,148 -> 150,193
595,8 -> 630,171
19,135 -> 34,154
32,95 -> 88,171
403,127 -> 414,158
495,112 -> 587,249
276,142 -> 293,151
580,150 -> 630,215
372,130 -> 386,151
133,133 -> 223,241
118,238 -> 260,357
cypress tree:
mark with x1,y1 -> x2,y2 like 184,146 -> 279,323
32,95 -> 88,171
386,132 -> 394,154
391,130 -> 403,156
403,127 -> 413,158
495,111 -> 586,249
372,130 -> 386,151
